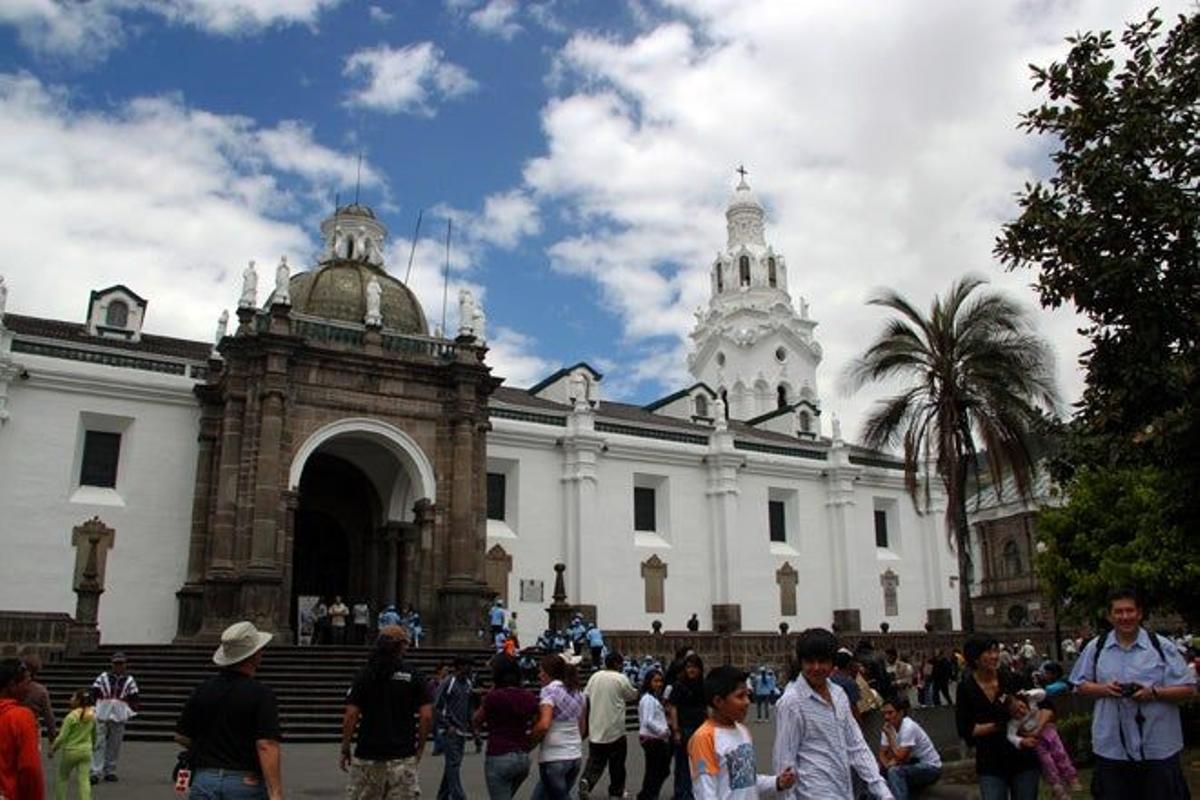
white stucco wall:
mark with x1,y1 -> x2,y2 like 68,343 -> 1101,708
0,354 -> 199,643
487,415 -> 957,646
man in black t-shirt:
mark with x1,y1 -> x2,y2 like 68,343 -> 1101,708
175,621 -> 283,800
341,624 -> 432,800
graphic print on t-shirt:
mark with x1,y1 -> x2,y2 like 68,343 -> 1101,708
724,741 -> 756,790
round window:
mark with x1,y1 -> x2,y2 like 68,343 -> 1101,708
775,347 -> 787,362
716,352 -> 726,366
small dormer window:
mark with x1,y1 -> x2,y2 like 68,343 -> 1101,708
798,410 -> 812,433
777,385 -> 788,409
768,257 -> 777,287
105,301 -> 129,328
739,256 -> 751,286
695,395 -> 708,418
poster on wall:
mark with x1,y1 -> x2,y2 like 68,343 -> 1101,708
297,595 -> 320,645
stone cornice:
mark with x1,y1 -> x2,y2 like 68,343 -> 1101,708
21,357 -> 200,406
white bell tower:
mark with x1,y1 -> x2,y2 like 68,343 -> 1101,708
687,168 -> 823,432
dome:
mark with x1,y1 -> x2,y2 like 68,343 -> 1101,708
289,262 -> 427,335
726,174 -> 763,213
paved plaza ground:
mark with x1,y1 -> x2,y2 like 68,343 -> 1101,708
42,725 -> 782,800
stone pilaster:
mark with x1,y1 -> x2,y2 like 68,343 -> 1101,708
705,418 -> 741,623
824,437 -> 861,629
72,517 -> 114,652
561,399 -> 604,605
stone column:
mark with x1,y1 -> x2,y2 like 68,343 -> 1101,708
705,419 -> 742,633
446,417 -> 477,582
383,524 -> 401,607
177,405 -> 220,639
250,387 -> 285,569
209,391 -> 245,574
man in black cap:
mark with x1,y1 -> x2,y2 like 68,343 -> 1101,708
175,621 -> 283,800
90,651 -> 139,783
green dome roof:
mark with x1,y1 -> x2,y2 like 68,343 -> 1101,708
289,261 -> 427,335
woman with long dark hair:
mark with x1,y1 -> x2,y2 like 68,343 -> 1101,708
474,656 -> 539,800
636,668 -> 671,800
665,652 -> 705,799
956,634 -> 1040,800
530,654 -> 586,799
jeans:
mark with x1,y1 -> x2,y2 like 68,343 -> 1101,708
978,768 -> 1040,800
533,759 -> 581,800
189,769 -> 268,800
885,763 -> 942,800
755,696 -> 770,720
437,734 -> 466,800
484,752 -> 531,800
581,736 -> 628,796
90,720 -> 124,778
638,739 -> 672,800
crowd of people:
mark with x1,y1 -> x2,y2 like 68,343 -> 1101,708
0,586 -> 1196,799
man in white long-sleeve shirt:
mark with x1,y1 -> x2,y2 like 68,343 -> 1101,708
773,628 -> 894,799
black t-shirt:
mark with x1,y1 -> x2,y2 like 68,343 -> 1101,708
346,660 -> 430,760
176,671 -> 281,774
666,678 -> 707,734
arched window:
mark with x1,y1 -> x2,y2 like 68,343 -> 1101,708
777,385 -> 788,409
716,264 -> 724,292
798,410 -> 811,433
105,300 -> 129,328
768,257 -> 777,287
1002,539 -> 1023,578
695,395 -> 708,418
739,256 -> 751,286
719,388 -> 729,417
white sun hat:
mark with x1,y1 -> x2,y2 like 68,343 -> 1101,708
213,621 -> 273,667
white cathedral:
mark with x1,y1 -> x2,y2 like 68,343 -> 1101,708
0,176 -> 957,646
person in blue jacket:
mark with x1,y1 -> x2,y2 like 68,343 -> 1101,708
752,666 -> 779,722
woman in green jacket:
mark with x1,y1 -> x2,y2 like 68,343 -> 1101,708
50,689 -> 96,800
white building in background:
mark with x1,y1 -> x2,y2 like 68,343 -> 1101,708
0,177 -> 958,646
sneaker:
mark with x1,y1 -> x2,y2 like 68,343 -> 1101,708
104,775 -> 119,782
578,777 -> 590,799
89,776 -> 100,786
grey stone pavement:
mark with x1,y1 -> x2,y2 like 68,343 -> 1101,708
40,723 -> 784,799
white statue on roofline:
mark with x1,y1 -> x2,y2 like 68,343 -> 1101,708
239,261 -> 258,308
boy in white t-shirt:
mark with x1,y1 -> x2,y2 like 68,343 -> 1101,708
689,666 -> 796,799
878,697 -> 941,800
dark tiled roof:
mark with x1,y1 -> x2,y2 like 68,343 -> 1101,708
3,313 -> 211,361
525,362 -> 603,395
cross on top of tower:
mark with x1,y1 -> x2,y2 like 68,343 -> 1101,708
736,164 -> 749,181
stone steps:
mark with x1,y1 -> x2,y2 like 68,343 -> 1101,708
38,644 -> 631,743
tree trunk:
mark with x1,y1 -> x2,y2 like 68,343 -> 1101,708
953,467 -> 975,633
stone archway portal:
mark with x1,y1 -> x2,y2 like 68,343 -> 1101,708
288,419 -> 437,629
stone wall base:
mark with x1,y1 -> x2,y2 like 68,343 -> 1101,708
711,604 -> 742,634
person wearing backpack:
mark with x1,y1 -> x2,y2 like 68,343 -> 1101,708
1068,588 -> 1196,799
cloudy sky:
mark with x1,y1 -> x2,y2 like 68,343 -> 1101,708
0,0 -> 1186,440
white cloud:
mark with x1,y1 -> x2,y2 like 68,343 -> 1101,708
343,42 -> 477,116
0,0 -> 344,61
517,0 -> 1189,437
468,0 -> 521,40
485,327 -> 557,387
368,5 -> 392,23
0,72 -> 375,340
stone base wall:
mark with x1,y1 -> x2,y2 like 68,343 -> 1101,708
0,611 -> 93,659
606,628 -> 1059,673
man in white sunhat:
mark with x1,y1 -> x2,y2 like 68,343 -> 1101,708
176,621 -> 284,800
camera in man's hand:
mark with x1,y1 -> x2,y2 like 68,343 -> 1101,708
1119,682 -> 1142,697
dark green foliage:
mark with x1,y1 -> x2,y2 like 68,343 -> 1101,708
845,277 -> 1058,632
996,9 -> 1200,625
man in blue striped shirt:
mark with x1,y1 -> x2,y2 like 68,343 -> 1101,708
1068,588 -> 1195,799
773,628 -> 893,799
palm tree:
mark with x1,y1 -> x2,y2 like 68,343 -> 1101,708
844,276 -> 1058,632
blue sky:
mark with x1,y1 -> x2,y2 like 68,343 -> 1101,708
0,0 -> 1187,437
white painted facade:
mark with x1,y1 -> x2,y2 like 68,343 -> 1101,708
0,180 -> 958,646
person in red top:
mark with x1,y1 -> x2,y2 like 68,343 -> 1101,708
0,657 -> 45,800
